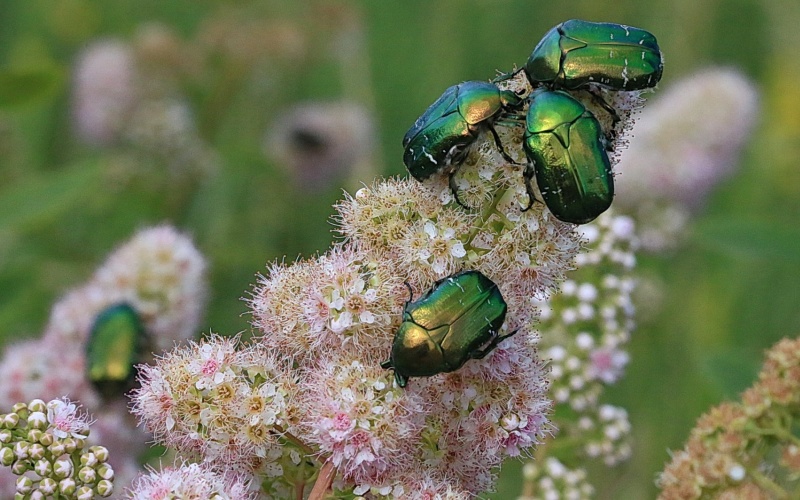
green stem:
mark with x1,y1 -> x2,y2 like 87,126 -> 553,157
749,466 -> 789,499
748,425 -> 800,447
464,187 -> 509,251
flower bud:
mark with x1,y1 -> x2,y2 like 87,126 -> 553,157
13,441 -> 29,460
11,459 -> 29,475
54,458 -> 73,478
2,413 -> 20,428
35,458 -> 52,476
96,479 -> 114,497
59,477 -> 77,495
0,446 -> 15,466
38,478 -> 57,495
27,429 -> 43,443
27,411 -> 47,430
62,438 -> 77,454
78,465 -> 96,484
97,463 -> 114,480
38,432 -> 53,447
76,485 -> 94,500
89,446 -> 109,462
0,429 -> 12,443
11,402 -> 28,416
15,475 -> 33,494
28,443 -> 45,460
80,452 -> 98,467
28,400 -> 46,413
49,441 -> 65,456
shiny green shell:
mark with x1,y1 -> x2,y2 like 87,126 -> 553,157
403,81 -> 522,180
381,270 -> 515,387
85,303 -> 144,398
523,89 -> 613,224
525,19 -> 663,91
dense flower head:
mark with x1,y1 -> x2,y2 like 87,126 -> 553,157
299,357 -> 425,489
71,30 -> 219,178
123,97 -> 218,177
658,336 -> 800,499
126,462 -> 254,500
72,39 -> 137,146
334,178 -> 579,340
88,225 -> 207,348
131,335 -> 298,473
614,67 -> 760,251
252,246 -> 405,363
415,332 -> 552,493
138,58 -> 648,497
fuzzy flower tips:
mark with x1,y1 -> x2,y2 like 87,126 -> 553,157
130,335 -> 297,473
243,150 -> 579,495
127,462 -> 254,500
657,336 -> 800,499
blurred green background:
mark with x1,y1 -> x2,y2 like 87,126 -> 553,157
1,0 -> 800,498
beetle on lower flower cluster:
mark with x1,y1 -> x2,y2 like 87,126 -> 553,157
381,270 -> 517,387
402,19 -> 663,225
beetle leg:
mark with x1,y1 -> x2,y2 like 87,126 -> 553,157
448,170 -> 472,210
520,163 -> 540,212
470,328 -> 521,360
488,124 -> 523,166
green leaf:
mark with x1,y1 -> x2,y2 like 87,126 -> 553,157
691,217 -> 800,262
0,161 -> 103,231
0,67 -> 63,109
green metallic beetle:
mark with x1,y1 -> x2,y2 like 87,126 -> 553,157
85,303 -> 146,399
524,19 -> 663,91
522,89 -> 613,224
403,81 -> 524,205
381,270 -> 517,387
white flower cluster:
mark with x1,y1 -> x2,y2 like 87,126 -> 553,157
524,210 -> 638,493
520,458 -> 595,500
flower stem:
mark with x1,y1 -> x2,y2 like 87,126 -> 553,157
749,466 -> 789,499
308,459 -> 336,500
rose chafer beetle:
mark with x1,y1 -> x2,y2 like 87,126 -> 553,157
403,81 -> 524,206
522,89 -> 613,224
381,270 -> 517,388
524,19 -> 663,91
85,303 -> 146,399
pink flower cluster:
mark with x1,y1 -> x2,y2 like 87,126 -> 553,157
0,225 -> 207,495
